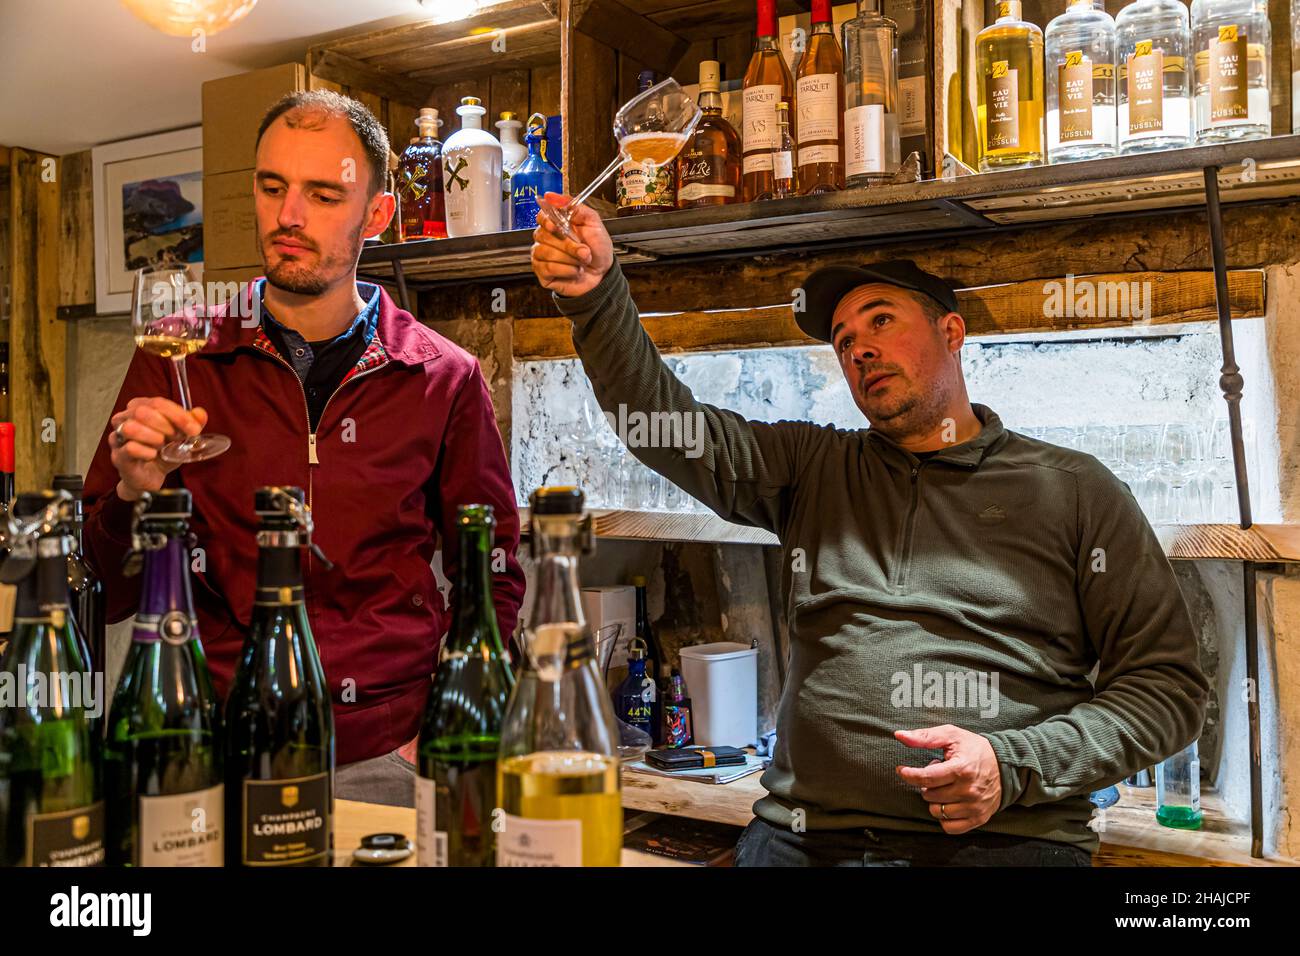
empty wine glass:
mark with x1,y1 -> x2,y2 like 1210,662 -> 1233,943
131,263 -> 231,463
537,78 -> 702,243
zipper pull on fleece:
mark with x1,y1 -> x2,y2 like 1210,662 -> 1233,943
308,433 -> 320,465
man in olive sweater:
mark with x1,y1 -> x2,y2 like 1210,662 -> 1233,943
531,199 -> 1209,867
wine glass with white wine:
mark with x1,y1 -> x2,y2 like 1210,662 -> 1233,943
537,77 -> 702,243
131,262 -> 231,463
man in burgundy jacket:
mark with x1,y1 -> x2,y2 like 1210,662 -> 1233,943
82,91 -> 525,807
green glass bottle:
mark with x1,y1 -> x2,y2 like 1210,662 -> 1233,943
105,489 -> 223,866
0,490 -> 104,866
417,504 -> 515,866
224,487 -> 334,867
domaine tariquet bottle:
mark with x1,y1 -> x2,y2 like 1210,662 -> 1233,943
743,0 -> 797,201
976,0 -> 1045,171
0,491 -> 104,867
1190,0 -> 1271,144
617,71 -> 678,217
417,505 -> 515,868
1046,0 -> 1118,163
1116,0 -> 1192,154
676,60 -> 742,209
796,0 -> 845,193
511,113 -> 563,230
224,487 -> 334,867
52,474 -> 105,676
842,0 -> 902,187
105,489 -> 223,866
443,96 -> 504,238
497,487 -> 621,868
397,107 -> 447,241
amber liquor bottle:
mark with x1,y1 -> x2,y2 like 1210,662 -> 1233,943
677,60 -> 742,208
796,0 -> 846,193
743,0 -> 797,202
397,108 -> 447,240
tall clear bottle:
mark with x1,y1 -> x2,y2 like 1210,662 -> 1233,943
224,487 -> 333,867
0,491 -> 104,866
796,0 -> 846,193
1046,0 -> 1118,163
443,96 -> 504,238
976,0 -> 1046,170
497,487 -> 621,867
743,0 -> 797,201
1156,740 -> 1203,830
1116,0 -> 1192,153
842,0 -> 901,187
1191,0 -> 1271,144
417,504 -> 515,867
105,489 -> 223,866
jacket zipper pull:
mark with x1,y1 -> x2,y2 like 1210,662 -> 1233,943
308,433 -> 320,465
911,466 -> 919,480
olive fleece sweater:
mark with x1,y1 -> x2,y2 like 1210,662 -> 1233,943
554,262 -> 1209,850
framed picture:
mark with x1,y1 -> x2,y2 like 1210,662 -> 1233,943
92,128 -> 204,313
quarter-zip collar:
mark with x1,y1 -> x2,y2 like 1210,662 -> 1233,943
865,403 -> 1008,468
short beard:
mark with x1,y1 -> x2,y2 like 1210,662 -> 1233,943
265,260 -> 329,296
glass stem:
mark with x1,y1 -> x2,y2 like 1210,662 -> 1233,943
172,356 -> 193,411
568,154 -> 626,210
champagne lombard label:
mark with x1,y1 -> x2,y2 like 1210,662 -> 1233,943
1209,25 -> 1249,123
242,772 -> 330,866
987,61 -> 1020,150
496,813 -> 582,867
139,784 -> 223,866
1059,52 -> 1094,142
27,802 -> 105,867
1127,42 -> 1164,134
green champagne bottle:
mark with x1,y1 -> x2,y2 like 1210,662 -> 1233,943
0,490 -> 104,866
224,487 -> 334,867
105,489 -> 223,866
416,504 -> 515,866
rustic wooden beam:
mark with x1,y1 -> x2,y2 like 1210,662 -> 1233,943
511,269 -> 1265,359
560,0 -> 617,195
573,0 -> 690,77
324,0 -> 554,61
57,150 -> 94,310
307,49 -> 433,109
399,21 -> 561,81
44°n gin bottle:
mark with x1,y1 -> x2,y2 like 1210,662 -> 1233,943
1046,0 -> 1118,163
976,0 -> 1045,171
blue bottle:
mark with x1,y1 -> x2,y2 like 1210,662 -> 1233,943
613,639 -> 656,739
511,114 -> 563,231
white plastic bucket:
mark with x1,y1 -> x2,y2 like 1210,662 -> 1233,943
677,642 -> 758,748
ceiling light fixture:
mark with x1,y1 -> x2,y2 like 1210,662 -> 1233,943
120,0 -> 260,37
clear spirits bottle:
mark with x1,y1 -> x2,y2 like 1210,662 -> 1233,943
771,100 -> 797,197
1191,0 -> 1271,144
842,0 -> 902,187
1046,0 -> 1118,163
1156,740 -> 1203,830
1116,0 -> 1192,153
976,0 -> 1046,171
796,0 -> 845,193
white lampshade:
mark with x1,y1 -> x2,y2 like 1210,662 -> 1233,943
120,0 -> 259,36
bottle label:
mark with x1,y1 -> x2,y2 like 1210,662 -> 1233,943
1208,25 -> 1249,124
139,784 -> 224,866
846,104 -> 887,176
26,801 -> 106,866
1059,54 -> 1094,142
1127,45 -> 1164,134
742,83 -> 783,151
678,181 -> 736,201
132,611 -> 198,645
678,151 -> 736,203
415,775 -> 448,867
773,150 -> 793,180
241,772 -> 330,866
1189,759 -> 1201,811
496,813 -> 582,867
796,73 -> 838,141
798,144 -> 839,167
986,61 -> 1020,150
743,153 -> 774,175
617,160 -> 673,209
899,75 -> 927,137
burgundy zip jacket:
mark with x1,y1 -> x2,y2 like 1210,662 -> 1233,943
82,280 -> 526,765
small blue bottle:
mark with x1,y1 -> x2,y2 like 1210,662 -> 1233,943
613,639 -> 656,739
511,113 -> 563,231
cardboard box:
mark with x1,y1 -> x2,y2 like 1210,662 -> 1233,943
202,62 -> 305,176
202,169 -> 259,270
581,585 -> 637,675
885,0 -> 936,176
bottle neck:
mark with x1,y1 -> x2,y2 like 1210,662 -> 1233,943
449,523 -> 502,653
137,531 -> 194,619
756,0 -> 778,39
254,539 -> 304,605
459,110 -> 483,131
14,542 -> 72,620
812,0 -> 833,27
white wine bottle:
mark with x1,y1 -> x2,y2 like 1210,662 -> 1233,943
224,487 -> 334,867
497,487 -> 622,867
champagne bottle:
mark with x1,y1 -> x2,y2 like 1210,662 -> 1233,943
497,487 -> 622,868
52,474 -> 105,676
0,490 -> 105,866
224,486 -> 334,867
0,422 -> 16,657
105,489 -> 223,866
417,504 -> 515,867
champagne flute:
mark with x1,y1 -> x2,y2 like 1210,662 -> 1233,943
537,77 -> 702,243
131,263 -> 231,463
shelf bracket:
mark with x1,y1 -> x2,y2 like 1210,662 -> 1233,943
1203,164 -> 1263,858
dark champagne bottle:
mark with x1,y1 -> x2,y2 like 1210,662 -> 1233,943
0,490 -> 105,866
417,504 -> 515,867
224,486 -> 334,867
105,489 -> 223,866
52,474 -> 105,675
0,421 -> 17,658
630,576 -> 663,743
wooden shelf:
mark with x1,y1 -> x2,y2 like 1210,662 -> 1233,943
359,136 -> 1300,287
